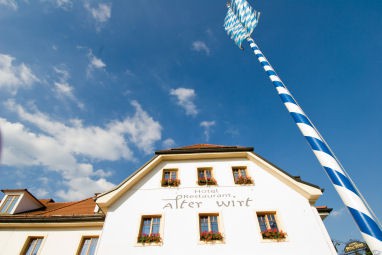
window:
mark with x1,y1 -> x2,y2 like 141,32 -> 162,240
0,195 -> 20,214
197,168 -> 217,185
257,212 -> 286,240
232,167 -> 253,184
161,169 -> 180,187
77,237 -> 98,255
22,237 -> 43,255
138,216 -> 161,243
199,214 -> 223,241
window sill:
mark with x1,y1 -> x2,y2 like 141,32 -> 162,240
198,240 -> 225,245
135,242 -> 163,247
260,238 -> 288,243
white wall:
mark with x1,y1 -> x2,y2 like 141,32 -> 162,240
0,227 -> 101,255
97,157 -> 337,255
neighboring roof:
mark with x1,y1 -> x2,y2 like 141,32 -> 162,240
156,144 -> 254,155
0,196 -> 104,223
316,206 -> 333,220
316,206 -> 333,214
251,151 -> 322,190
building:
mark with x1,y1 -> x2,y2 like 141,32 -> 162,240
0,144 -> 337,254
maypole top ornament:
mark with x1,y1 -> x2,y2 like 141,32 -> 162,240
224,0 -> 260,49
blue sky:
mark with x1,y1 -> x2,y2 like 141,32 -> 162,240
0,0 -> 381,245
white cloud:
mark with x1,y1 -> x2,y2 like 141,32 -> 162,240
2,100 -> 163,200
331,207 -> 347,218
56,175 -> 114,201
162,138 -> 175,149
0,53 -> 39,94
108,101 -> 162,154
170,87 -> 198,116
87,50 -> 106,77
55,0 -> 72,10
125,68 -> 135,77
0,0 -> 17,10
53,66 -> 70,81
84,2 -> 111,31
53,66 -> 83,109
55,82 -> 73,96
192,41 -> 210,56
90,54 -> 106,69
33,188 -> 49,198
200,121 -> 216,142
5,100 -> 162,160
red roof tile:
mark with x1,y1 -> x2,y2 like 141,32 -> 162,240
156,144 -> 254,155
175,144 -> 237,149
19,197 -> 97,216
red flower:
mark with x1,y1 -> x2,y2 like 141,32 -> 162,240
200,231 -> 223,241
162,178 -> 180,187
138,233 -> 161,243
261,229 -> 287,240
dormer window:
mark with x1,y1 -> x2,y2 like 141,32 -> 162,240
0,189 -> 45,215
0,195 -> 20,214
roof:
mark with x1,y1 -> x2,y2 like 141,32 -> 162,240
316,206 -> 333,214
156,144 -> 254,155
0,196 -> 104,223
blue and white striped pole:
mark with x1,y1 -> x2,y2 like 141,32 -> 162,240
224,1 -> 382,253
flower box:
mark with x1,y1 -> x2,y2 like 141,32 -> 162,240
161,178 -> 180,187
200,231 -> 223,241
261,229 -> 287,240
234,176 -> 253,185
137,233 -> 161,243
198,177 -> 217,185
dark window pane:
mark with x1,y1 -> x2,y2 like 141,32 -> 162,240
210,216 -> 219,232
200,216 -> 209,232
258,215 -> 267,232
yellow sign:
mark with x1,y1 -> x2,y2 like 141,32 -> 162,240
344,241 -> 367,253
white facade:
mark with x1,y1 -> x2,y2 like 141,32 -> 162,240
96,148 -> 337,255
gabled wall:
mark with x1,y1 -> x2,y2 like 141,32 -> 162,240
96,157 -> 337,255
14,192 -> 44,214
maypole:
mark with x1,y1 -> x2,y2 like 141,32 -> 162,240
223,0 -> 382,253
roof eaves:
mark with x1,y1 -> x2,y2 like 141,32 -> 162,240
316,206 -> 333,214
96,155 -> 159,200
249,151 -> 323,191
0,215 -> 105,223
155,146 -> 254,155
